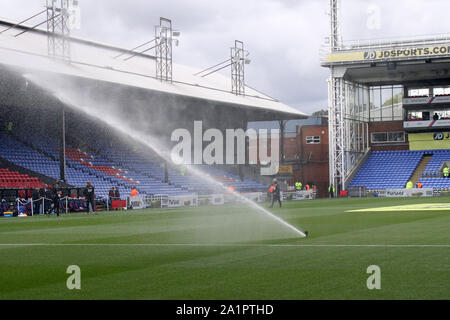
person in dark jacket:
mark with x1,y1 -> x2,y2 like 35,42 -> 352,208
53,190 -> 63,217
39,186 -> 46,214
31,187 -> 41,216
84,181 -> 95,214
53,181 -> 62,216
44,186 -> 53,215
108,187 -> 115,209
269,179 -> 282,208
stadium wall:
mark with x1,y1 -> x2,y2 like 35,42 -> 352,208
292,125 -> 329,198
369,121 -> 409,151
248,121 -> 330,197
283,135 -> 298,161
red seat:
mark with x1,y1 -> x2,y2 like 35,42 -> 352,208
0,168 -> 45,190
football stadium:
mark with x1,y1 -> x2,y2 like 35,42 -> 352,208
0,0 -> 449,305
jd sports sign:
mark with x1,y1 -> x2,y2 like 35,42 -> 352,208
364,46 -> 450,60
326,44 -> 450,63
434,132 -> 450,140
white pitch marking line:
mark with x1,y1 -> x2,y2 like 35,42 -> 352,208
0,243 -> 448,248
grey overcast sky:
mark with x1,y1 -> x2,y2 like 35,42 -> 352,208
1,0 -> 449,115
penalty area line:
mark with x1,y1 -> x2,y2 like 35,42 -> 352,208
0,243 -> 449,248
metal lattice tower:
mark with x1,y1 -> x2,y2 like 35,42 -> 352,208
327,0 -> 370,192
328,0 -> 345,191
328,76 -> 345,191
46,0 -> 72,61
155,17 -> 173,83
329,0 -> 341,51
231,40 -> 246,95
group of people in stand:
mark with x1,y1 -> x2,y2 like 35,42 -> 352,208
406,165 -> 449,189
294,181 -> 315,192
406,180 -> 424,189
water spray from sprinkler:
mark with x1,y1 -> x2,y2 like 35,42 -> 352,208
24,73 -> 306,238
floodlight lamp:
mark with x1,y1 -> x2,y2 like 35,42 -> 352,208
172,31 -> 180,37
245,59 -> 251,64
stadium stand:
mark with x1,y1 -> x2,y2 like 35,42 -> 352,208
0,113 -> 268,199
349,150 -> 450,190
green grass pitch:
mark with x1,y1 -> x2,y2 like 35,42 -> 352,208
0,197 -> 449,300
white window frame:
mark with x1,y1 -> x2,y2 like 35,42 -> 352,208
306,136 -> 321,144
371,131 -> 405,144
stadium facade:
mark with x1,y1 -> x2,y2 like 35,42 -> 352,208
323,0 -> 450,193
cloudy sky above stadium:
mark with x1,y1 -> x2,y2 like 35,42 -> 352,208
1,0 -> 449,115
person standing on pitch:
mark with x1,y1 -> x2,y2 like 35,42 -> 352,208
114,187 -> 121,211
32,187 -> 40,216
108,187 -> 115,209
44,185 -> 53,215
54,190 -> 63,217
406,180 -> 413,189
129,187 -> 138,198
328,184 -> 335,198
114,187 -> 120,200
84,181 -> 95,214
269,179 -> 282,208
39,186 -> 45,214
53,180 -> 62,216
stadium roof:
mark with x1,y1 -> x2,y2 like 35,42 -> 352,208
322,37 -> 450,86
0,19 -> 307,120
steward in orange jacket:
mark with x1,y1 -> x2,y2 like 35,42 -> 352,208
129,187 -> 138,197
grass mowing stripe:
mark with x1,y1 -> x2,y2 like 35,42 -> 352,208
0,243 -> 449,247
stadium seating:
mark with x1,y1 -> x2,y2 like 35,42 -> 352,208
349,150 -> 450,189
349,150 -> 424,189
422,150 -> 450,175
0,124 -> 268,198
0,132 -> 130,198
72,129 -> 268,195
0,168 -> 44,189
420,149 -> 450,188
